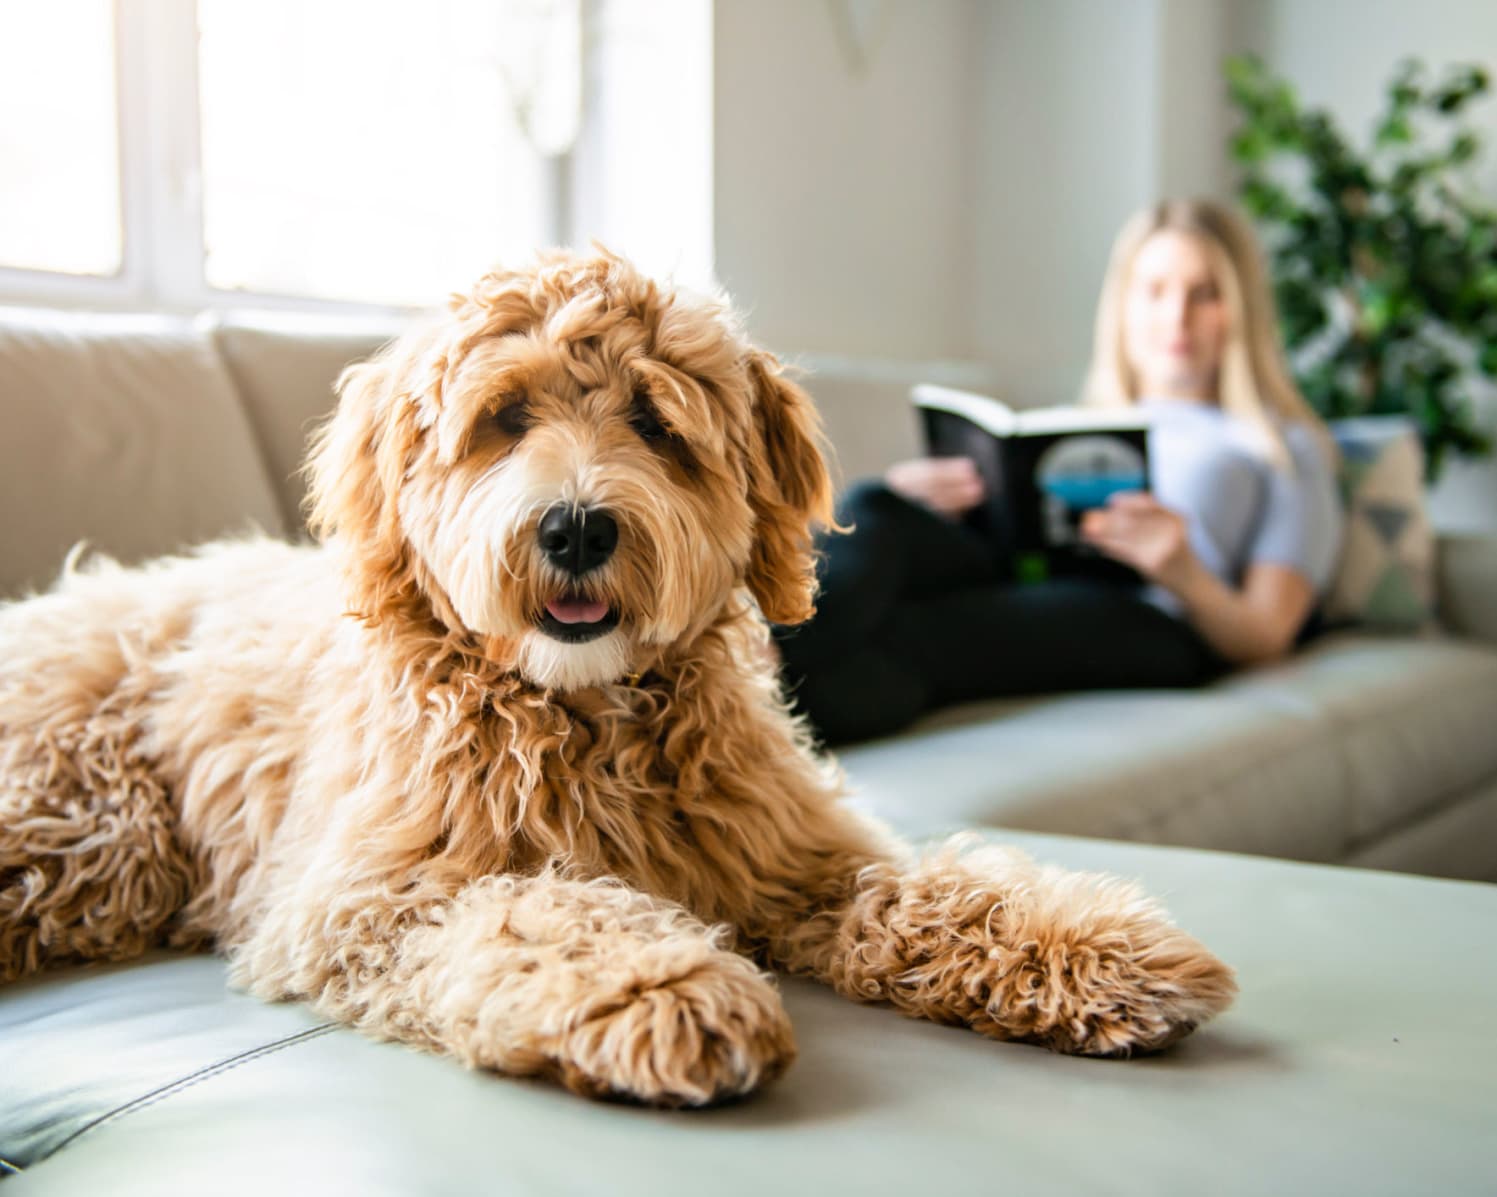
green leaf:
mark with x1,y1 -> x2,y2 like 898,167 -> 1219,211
1361,290 -> 1398,336
1389,58 -> 1425,105
1231,128 -> 1272,164
1433,63 -> 1491,113
1225,53 -> 1497,472
1241,177 -> 1296,222
1479,342 -> 1497,377
1433,80 -> 1479,114
1223,54 -> 1263,92
1449,132 -> 1479,164
1376,116 -> 1412,146
1224,54 -> 1271,112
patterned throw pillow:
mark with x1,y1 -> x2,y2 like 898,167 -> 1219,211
1323,417 -> 1435,630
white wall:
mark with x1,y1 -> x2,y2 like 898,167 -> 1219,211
968,0 -> 1246,406
711,0 -> 1497,520
973,1 -> 1163,407
712,0 -> 981,363
1155,0 -> 1235,201
573,0 -> 714,287
706,0 -> 1234,419
710,0 -> 1240,401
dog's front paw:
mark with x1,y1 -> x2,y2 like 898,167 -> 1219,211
975,868 -> 1238,1057
982,920 -> 1236,1057
553,950 -> 796,1107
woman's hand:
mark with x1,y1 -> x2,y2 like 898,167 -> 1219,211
1079,491 -> 1197,591
1083,492 -> 1316,664
884,456 -> 985,516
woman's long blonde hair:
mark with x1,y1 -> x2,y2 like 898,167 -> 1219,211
1082,198 -> 1333,470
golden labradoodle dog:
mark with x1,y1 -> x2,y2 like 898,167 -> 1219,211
0,251 -> 1235,1105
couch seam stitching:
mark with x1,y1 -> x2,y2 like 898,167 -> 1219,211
42,1021 -> 340,1161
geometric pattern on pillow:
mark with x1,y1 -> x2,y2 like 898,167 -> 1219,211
1324,417 -> 1436,630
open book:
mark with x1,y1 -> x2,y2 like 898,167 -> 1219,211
912,384 -> 1151,583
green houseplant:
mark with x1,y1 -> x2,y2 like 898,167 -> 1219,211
1225,54 -> 1497,480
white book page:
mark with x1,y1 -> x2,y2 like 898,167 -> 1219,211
1011,406 -> 1151,434
909,384 -> 1016,435
913,383 -> 1151,437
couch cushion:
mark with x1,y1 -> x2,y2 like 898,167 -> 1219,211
1245,634 -> 1497,847
2,833 -> 1493,1194
1438,533 -> 1497,646
1345,775 -> 1497,881
0,954 -> 330,1168
208,312 -> 398,533
0,308 -> 287,598
794,357 -> 999,488
840,677 -> 1352,860
839,633 -> 1497,870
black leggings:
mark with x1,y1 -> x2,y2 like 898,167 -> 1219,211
774,481 -> 1222,745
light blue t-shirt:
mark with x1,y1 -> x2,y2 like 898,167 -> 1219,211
1140,398 -> 1343,612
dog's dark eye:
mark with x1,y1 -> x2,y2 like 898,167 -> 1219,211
629,387 -> 697,474
494,402 -> 531,438
629,399 -> 670,443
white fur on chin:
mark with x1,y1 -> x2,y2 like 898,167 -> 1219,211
516,627 -> 633,691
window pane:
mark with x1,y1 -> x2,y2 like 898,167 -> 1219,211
576,0 -> 712,287
197,0 -> 555,308
0,1 -> 122,277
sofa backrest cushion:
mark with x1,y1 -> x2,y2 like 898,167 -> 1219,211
798,360 -> 1000,489
208,312 -> 397,533
0,308 -> 288,599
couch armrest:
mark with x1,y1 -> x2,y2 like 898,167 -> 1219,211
1438,534 -> 1497,644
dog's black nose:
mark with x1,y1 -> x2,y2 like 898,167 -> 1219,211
538,505 -> 618,576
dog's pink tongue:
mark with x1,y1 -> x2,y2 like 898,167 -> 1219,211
546,597 -> 610,625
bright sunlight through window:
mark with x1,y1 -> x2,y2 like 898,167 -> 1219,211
0,2 -> 123,277
0,0 -> 710,311
197,0 -> 565,307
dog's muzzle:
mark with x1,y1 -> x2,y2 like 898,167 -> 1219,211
537,504 -> 621,643
538,504 -> 618,577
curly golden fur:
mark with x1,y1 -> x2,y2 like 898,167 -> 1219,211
0,251 -> 1235,1105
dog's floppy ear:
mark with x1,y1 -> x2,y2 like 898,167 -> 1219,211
304,337 -> 433,625
742,351 -> 835,625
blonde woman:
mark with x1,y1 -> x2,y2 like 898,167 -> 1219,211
777,199 -> 1344,745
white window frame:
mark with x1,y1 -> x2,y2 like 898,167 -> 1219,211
0,0 -> 575,316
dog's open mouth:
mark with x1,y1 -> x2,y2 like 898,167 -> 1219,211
538,593 -> 620,643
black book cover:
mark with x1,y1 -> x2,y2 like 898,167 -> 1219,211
914,386 -> 1151,584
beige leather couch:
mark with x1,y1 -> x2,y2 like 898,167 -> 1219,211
5,305 -> 1497,881
2,305 -> 1495,1193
